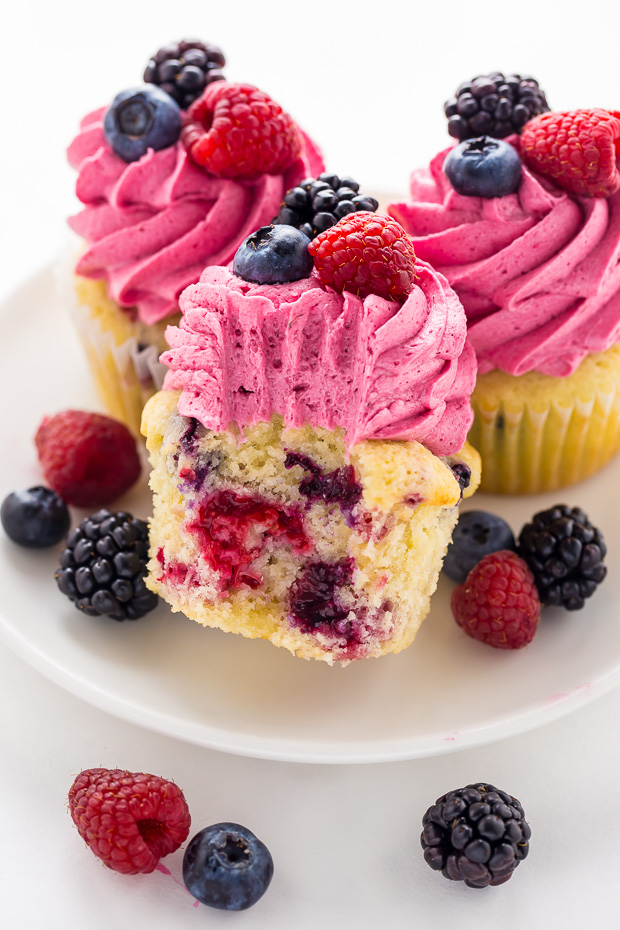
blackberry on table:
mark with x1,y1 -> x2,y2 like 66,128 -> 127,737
421,783 -> 530,888
144,39 -> 226,110
274,173 -> 378,240
517,505 -> 606,610
444,72 -> 549,141
55,510 -> 158,620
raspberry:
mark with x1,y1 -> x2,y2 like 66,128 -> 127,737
451,550 -> 540,649
35,411 -> 141,508
68,767 -> 191,874
308,212 -> 417,302
181,82 -> 302,179
521,109 -> 620,197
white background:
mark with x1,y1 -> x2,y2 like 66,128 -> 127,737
2,0 -> 620,927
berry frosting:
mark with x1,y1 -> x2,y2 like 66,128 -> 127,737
67,106 -> 324,326
161,264 -> 476,456
389,137 -> 620,377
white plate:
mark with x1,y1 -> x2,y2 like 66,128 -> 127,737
2,266 -> 620,764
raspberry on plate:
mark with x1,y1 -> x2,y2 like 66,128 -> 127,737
451,550 -> 540,649
308,212 -> 417,302
521,108 -> 620,197
68,767 -> 191,874
35,410 -> 141,508
181,82 -> 302,179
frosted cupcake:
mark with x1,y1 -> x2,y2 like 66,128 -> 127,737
389,72 -> 620,494
142,214 -> 480,664
67,38 -> 323,434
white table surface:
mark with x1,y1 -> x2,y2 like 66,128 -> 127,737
2,1 -> 620,926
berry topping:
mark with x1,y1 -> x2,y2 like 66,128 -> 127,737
1,487 -> 70,548
443,136 -> 522,198
68,767 -> 190,874
421,783 -> 531,888
181,82 -> 302,179
308,212 -> 417,302
445,72 -> 549,141
35,410 -> 141,508
451,550 -> 540,649
275,173 -> 378,240
183,822 -> 274,911
443,510 -> 516,584
233,225 -> 313,284
55,510 -> 159,620
103,86 -> 181,163
520,109 -> 620,197
284,451 -> 362,511
143,38 -> 226,110
517,505 -> 607,610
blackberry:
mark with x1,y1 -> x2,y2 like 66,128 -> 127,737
144,39 -> 226,110
421,783 -> 530,888
517,505 -> 606,610
274,173 -> 378,240
55,510 -> 159,620
444,73 -> 549,141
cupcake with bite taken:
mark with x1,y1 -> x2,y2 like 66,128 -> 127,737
389,72 -> 620,494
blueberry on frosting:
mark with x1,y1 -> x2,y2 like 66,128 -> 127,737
233,225 -> 313,284
443,136 -> 522,198
103,85 -> 181,163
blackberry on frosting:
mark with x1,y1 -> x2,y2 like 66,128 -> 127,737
144,39 -> 226,110
444,72 -> 549,141
275,173 -> 378,240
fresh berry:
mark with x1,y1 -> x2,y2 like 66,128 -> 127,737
521,109 -> 620,197
451,550 -> 540,649
55,510 -> 158,620
443,136 -> 522,198
443,511 -> 515,583
421,783 -> 531,888
182,82 -> 302,179
275,173 -> 378,240
233,225 -> 313,284
68,767 -> 190,875
143,38 -> 226,110
183,822 -> 274,911
1,487 -> 70,548
35,410 -> 141,508
517,505 -> 607,610
308,212 -> 417,302
445,72 -> 549,141
103,86 -> 181,163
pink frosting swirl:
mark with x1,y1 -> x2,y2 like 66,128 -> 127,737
389,140 -> 620,376
161,265 -> 477,456
67,107 -> 324,326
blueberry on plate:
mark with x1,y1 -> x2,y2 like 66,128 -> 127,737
103,85 -> 181,163
443,510 -> 515,583
1,487 -> 70,548
443,136 -> 522,198
233,225 -> 313,284
183,822 -> 274,911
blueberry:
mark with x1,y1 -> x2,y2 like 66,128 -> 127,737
1,487 -> 70,548
233,225 -> 312,284
103,85 -> 181,163
443,510 -> 516,583
443,136 -> 522,198
183,823 -> 274,911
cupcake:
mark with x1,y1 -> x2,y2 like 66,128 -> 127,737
141,215 -> 480,664
66,38 -> 324,435
389,72 -> 620,494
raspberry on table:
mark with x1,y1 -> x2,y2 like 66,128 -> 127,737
451,550 -> 540,649
68,767 -> 191,874
445,72 -> 549,141
308,212 -> 417,302
181,82 -> 302,179
35,410 -> 141,508
521,109 -> 620,197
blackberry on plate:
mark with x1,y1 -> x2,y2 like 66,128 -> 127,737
517,505 -> 606,610
444,72 -> 549,141
144,38 -> 226,110
274,172 -> 379,240
421,783 -> 530,888
55,510 -> 159,620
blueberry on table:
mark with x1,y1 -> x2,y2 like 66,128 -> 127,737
443,136 -> 522,198
183,823 -> 274,910
233,225 -> 313,284
1,487 -> 70,548
443,510 -> 515,583
104,85 -> 181,162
